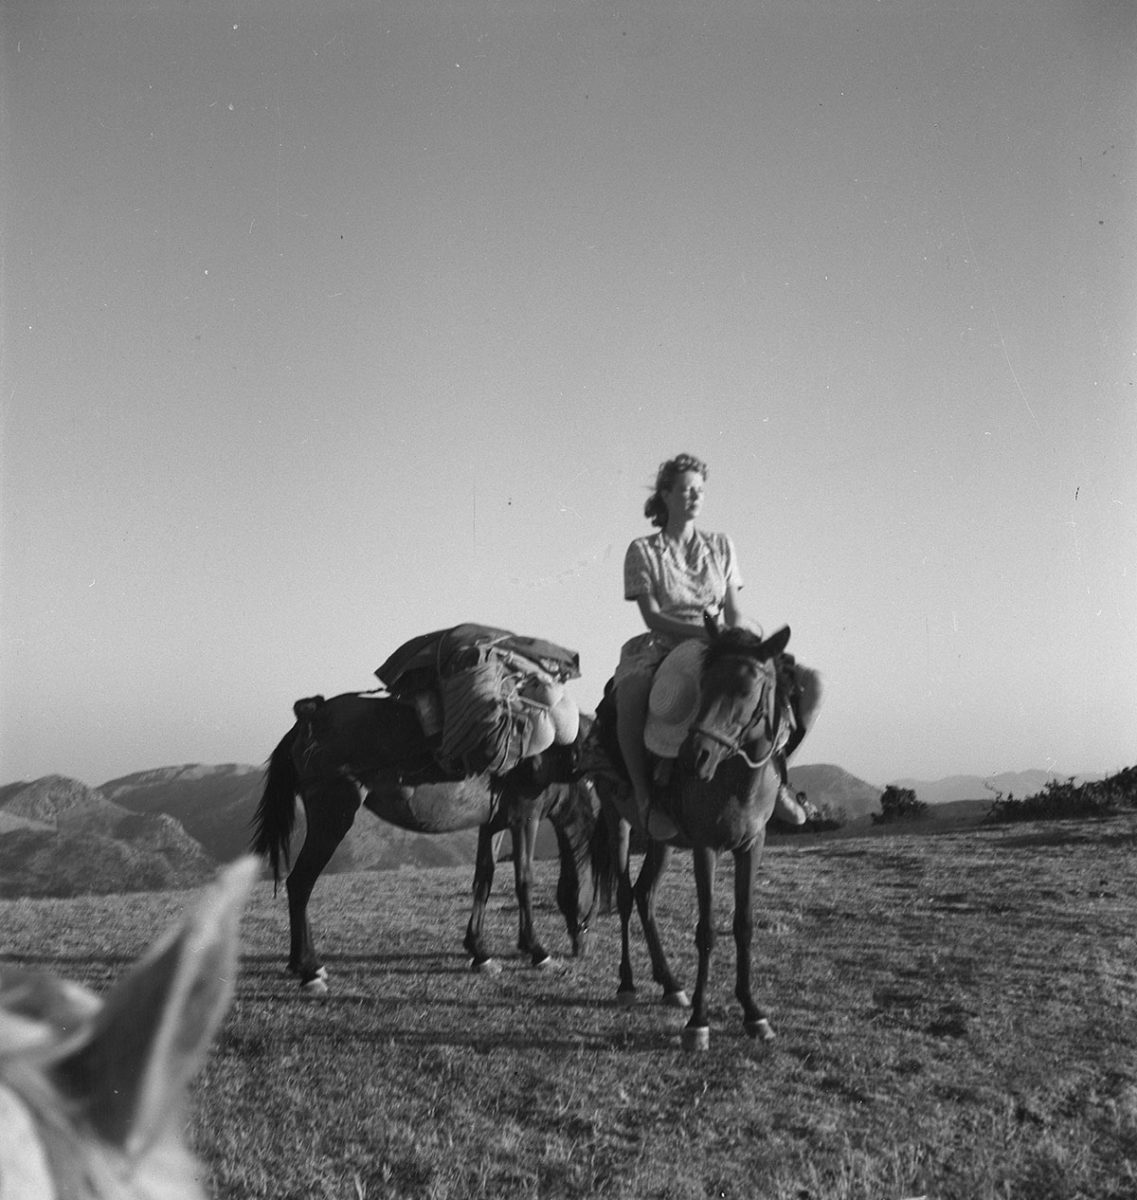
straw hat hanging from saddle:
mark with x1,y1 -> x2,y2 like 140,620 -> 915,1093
644,639 -> 707,759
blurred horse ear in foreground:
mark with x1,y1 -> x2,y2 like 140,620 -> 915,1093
0,856 -> 257,1200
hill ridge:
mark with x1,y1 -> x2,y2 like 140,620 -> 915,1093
0,760 -> 1122,897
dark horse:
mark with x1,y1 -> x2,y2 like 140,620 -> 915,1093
587,619 -> 811,1050
252,692 -> 606,993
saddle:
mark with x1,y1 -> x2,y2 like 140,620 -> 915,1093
375,623 -> 582,777
584,642 -> 799,783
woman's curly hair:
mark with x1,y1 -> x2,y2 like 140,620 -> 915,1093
643,453 -> 709,528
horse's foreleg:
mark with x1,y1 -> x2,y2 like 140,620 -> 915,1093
634,843 -> 688,1008
683,844 -> 718,1051
512,814 -> 552,967
464,826 -> 504,972
733,846 -> 774,1043
286,781 -> 360,993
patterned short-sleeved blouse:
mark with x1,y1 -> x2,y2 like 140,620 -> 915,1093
616,530 -> 743,680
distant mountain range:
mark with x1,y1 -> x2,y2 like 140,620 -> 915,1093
890,770 -> 1105,807
0,775 -> 217,898
0,765 -> 489,898
0,761 -> 1104,898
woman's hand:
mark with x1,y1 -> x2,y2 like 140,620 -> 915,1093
635,594 -> 711,641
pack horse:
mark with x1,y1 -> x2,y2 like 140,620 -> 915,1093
252,624 -> 607,992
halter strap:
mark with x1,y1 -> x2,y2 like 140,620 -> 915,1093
690,653 -> 780,769
690,721 -> 778,771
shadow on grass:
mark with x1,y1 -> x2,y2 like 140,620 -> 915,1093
238,950 -> 596,981
0,952 -> 135,970
993,824 -> 1137,850
221,1001 -> 724,1056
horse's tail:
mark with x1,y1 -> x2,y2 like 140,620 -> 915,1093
250,725 -> 301,888
586,779 -> 620,914
591,800 -> 617,914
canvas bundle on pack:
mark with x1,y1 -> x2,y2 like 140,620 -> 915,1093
375,623 -> 581,776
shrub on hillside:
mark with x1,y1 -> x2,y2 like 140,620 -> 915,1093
985,767 -> 1137,824
775,798 -> 847,835
872,785 -> 928,825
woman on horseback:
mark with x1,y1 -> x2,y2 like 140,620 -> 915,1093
614,453 -> 809,835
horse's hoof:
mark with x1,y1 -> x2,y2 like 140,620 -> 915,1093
663,989 -> 691,1009
470,957 -> 502,976
745,1018 -> 776,1043
681,1025 -> 710,1052
300,975 -> 329,997
535,955 -> 566,973
617,988 -> 638,1007
291,964 -> 329,981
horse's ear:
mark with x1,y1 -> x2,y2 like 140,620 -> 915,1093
759,625 -> 791,660
54,857 -> 256,1161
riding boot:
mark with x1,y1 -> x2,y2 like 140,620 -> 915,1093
774,783 -> 807,826
772,755 -> 807,825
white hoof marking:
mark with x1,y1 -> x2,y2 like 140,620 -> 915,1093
681,1026 -> 710,1052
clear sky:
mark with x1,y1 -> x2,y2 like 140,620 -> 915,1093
2,0 -> 1134,790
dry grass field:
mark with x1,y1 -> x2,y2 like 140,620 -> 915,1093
3,813 -> 1135,1199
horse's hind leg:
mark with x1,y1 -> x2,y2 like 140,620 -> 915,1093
286,780 -> 360,993
634,843 -> 688,1008
512,813 -> 553,968
464,825 -> 505,973
613,816 -> 638,1003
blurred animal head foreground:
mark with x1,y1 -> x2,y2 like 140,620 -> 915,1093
0,857 -> 257,1200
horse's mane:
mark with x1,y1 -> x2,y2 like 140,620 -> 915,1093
703,623 -> 792,671
703,625 -> 768,667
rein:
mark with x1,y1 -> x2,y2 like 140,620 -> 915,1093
691,721 -> 777,771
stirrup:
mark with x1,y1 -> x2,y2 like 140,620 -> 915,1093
646,801 -> 678,840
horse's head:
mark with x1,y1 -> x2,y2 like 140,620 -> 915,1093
686,621 -> 791,781
0,858 -> 255,1200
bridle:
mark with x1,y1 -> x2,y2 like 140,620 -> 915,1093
690,652 -> 780,771
691,722 -> 778,771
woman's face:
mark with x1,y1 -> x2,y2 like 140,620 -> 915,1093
664,469 -> 705,524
